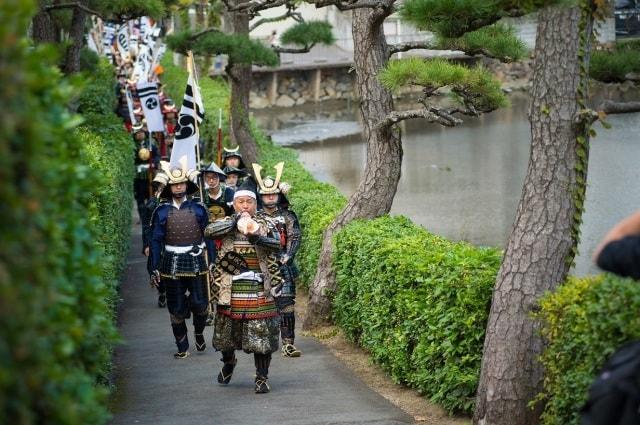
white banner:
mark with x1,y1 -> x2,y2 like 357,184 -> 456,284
132,43 -> 153,82
137,82 -> 164,132
125,87 -> 137,125
116,24 -> 130,60
170,56 -> 205,171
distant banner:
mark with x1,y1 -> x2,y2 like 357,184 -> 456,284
116,24 -> 129,60
132,43 -> 153,82
125,87 -> 137,125
170,55 -> 205,171
137,82 -> 164,132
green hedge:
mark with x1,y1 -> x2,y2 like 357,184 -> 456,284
534,273 -> 640,425
333,216 -> 501,413
0,3 -> 132,422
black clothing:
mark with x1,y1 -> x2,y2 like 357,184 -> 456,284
596,235 -> 640,280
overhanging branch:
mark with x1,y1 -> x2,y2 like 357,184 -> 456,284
273,42 -> 316,54
599,100 -> 640,114
249,8 -> 302,31
45,2 -> 104,19
388,41 -> 435,56
375,106 -> 464,131
310,0 -> 392,11
222,0 -> 289,14
190,27 -> 222,40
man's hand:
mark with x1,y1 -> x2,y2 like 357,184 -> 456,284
144,246 -> 150,257
150,270 -> 161,288
280,254 -> 290,265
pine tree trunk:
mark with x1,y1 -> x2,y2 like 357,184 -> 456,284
225,3 -> 259,166
473,6 -> 593,424
31,9 -> 57,44
304,7 -> 401,328
62,6 -> 87,75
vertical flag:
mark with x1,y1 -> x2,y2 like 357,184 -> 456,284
137,82 -> 165,132
116,24 -> 130,60
125,87 -> 137,125
170,54 -> 205,170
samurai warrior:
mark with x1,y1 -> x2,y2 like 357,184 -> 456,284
150,164 -> 215,359
141,172 -> 167,308
201,162 -> 235,222
132,121 -> 159,223
204,181 -> 283,393
254,162 -> 302,357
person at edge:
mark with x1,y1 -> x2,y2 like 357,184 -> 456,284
150,164 -> 215,359
204,181 -> 283,393
253,162 -> 302,357
593,209 -> 640,280
142,172 -> 167,308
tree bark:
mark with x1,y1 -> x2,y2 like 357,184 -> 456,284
225,1 -> 259,166
62,5 -> 87,75
304,6 -> 401,328
31,9 -> 57,44
473,6 -> 593,425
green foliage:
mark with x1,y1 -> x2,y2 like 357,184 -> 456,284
379,58 -> 508,111
77,60 -> 118,115
103,0 -> 167,19
333,215 -> 501,413
0,1 -> 126,423
436,23 -> 527,62
534,274 -> 640,425
166,30 -> 279,66
280,20 -> 335,47
590,42 -> 640,83
399,0 -> 563,38
80,47 -> 101,73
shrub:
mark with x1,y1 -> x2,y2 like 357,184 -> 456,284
0,1 -> 118,422
333,215 -> 501,413
590,41 -> 640,82
534,273 -> 640,425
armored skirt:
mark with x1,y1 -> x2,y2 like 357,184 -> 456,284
212,240 -> 280,354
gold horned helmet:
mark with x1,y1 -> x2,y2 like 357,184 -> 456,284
159,157 -> 199,185
252,162 -> 284,195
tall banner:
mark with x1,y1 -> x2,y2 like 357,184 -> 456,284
125,87 -> 137,125
170,54 -> 205,170
116,24 -> 130,60
136,82 -> 164,132
132,43 -> 153,82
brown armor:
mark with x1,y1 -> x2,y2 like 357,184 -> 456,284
165,207 -> 202,245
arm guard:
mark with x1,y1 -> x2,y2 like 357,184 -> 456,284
248,233 -> 282,252
284,210 -> 301,260
204,217 -> 235,239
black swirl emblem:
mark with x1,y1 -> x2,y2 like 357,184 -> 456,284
174,114 -> 195,140
145,97 -> 158,110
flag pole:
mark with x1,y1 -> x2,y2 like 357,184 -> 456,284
217,109 -> 223,167
188,50 -> 213,315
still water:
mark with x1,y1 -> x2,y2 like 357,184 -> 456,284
253,92 -> 640,276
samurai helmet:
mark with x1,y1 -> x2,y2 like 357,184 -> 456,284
157,157 -> 200,198
201,161 -> 227,181
222,146 -> 246,169
252,162 -> 284,195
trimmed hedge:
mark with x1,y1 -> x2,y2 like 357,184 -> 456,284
534,274 -> 640,425
0,3 -> 132,422
333,216 -> 501,413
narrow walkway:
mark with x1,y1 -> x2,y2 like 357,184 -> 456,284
110,222 -> 413,425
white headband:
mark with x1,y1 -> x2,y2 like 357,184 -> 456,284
234,190 -> 256,200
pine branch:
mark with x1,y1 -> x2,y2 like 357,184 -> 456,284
45,2 -> 104,19
222,0 -> 289,14
600,100 -> 640,114
388,41 -> 436,56
190,27 -> 222,41
375,106 -> 464,131
250,8 -> 302,31
310,0 -> 392,11
273,43 -> 316,54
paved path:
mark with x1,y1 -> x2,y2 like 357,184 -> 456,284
110,223 -> 413,425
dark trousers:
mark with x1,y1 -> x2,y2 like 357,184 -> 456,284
275,297 -> 295,343
164,275 -> 208,352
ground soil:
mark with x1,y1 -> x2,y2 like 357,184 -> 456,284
296,290 -> 470,425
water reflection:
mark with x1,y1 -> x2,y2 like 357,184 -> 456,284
253,91 -> 640,276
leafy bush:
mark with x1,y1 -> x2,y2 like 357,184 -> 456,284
0,1 -> 120,423
333,216 -> 501,413
534,274 -> 640,425
590,41 -> 640,82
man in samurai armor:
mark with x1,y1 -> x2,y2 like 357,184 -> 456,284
221,146 -> 247,171
132,122 -> 158,223
150,164 -> 215,359
221,166 -> 247,191
253,162 -> 302,357
204,181 -> 284,393
201,162 -> 235,222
